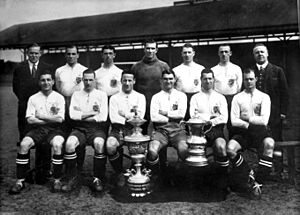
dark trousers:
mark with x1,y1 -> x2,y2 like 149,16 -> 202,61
18,102 -> 51,179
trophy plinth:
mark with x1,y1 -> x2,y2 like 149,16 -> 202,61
124,116 -> 151,197
181,118 -> 212,167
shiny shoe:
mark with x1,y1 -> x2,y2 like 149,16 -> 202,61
9,181 -> 25,195
93,178 -> 103,192
249,181 -> 262,200
61,176 -> 80,193
116,173 -> 126,187
248,170 -> 262,200
52,179 -> 62,192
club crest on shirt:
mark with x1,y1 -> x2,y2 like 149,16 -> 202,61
110,79 -> 117,87
93,103 -> 100,112
130,105 -> 138,115
254,103 -> 261,115
172,103 -> 178,110
194,79 -> 199,86
213,105 -> 221,115
50,104 -> 59,115
76,76 -> 82,84
228,78 -> 235,87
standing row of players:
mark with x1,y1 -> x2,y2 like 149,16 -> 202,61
10,40 -> 289,200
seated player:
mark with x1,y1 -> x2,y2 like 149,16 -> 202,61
9,70 -> 65,194
146,69 -> 188,182
62,69 -> 108,193
227,68 -> 275,199
189,68 -> 229,191
106,70 -> 146,187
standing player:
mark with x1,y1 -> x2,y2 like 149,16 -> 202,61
131,39 -> 170,134
95,45 -> 122,97
55,45 -> 87,172
211,44 -> 242,136
173,43 -> 205,120
95,45 -> 123,135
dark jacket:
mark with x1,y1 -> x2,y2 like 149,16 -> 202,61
251,63 -> 289,132
13,60 -> 53,103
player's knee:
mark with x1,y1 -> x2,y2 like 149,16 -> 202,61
94,137 -> 105,153
215,138 -> 227,154
19,137 -> 34,153
226,140 -> 238,157
148,141 -> 159,157
177,140 -> 188,152
65,136 -> 78,153
106,137 -> 119,155
51,136 -> 64,153
263,137 -> 275,151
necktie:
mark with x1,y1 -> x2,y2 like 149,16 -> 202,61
257,66 -> 264,91
32,63 -> 37,78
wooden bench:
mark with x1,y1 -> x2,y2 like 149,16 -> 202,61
275,141 -> 300,181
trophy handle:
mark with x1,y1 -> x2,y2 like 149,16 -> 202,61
179,120 -> 188,133
179,120 -> 186,129
203,121 -> 213,135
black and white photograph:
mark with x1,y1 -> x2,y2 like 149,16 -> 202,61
0,0 -> 299,214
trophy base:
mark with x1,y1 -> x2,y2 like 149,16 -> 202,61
185,155 -> 209,167
126,170 -> 152,197
127,181 -> 151,197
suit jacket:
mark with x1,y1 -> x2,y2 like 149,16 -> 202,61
251,63 -> 289,127
13,60 -> 53,103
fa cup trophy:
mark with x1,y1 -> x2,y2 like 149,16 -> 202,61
181,117 -> 212,167
123,114 -> 151,197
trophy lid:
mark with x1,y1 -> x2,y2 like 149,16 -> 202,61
127,116 -> 146,127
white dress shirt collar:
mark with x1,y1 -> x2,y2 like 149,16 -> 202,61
256,61 -> 268,70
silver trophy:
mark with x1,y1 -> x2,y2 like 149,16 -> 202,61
123,116 -> 151,197
181,118 -> 212,167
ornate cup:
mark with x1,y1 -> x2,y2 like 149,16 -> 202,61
123,116 -> 151,197
181,118 -> 212,167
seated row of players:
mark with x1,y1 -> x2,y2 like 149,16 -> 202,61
9,67 -> 274,200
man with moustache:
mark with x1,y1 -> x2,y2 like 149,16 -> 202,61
251,43 -> 289,141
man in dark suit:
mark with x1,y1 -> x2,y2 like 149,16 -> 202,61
251,43 -> 289,141
13,43 -> 53,140
12,43 -> 53,183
